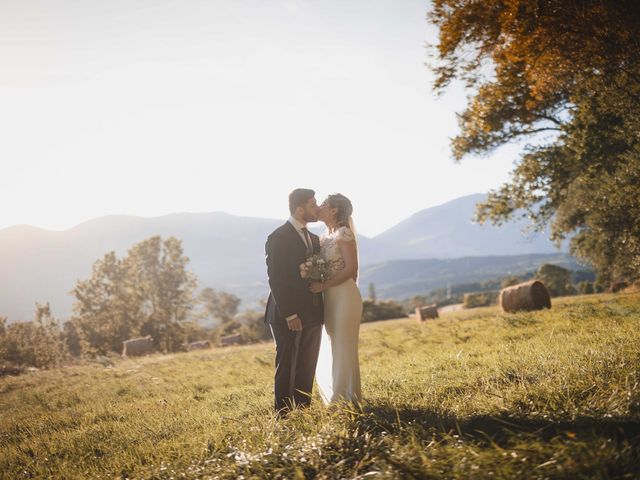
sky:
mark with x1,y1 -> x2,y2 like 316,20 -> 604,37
0,0 -> 520,237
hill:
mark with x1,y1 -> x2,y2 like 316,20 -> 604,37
0,194 -> 571,321
1,293 -> 638,478
373,193 -> 565,259
359,253 -> 582,299
0,213 -> 282,321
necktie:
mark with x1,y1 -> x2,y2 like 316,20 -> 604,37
301,227 -> 313,256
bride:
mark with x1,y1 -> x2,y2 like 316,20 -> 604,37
310,193 -> 363,405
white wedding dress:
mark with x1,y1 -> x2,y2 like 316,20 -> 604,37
315,226 -> 363,405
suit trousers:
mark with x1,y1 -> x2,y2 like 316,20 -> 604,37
269,321 -> 322,413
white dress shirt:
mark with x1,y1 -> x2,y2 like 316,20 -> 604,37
288,216 -> 312,252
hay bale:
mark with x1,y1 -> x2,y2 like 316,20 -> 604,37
415,304 -> 439,321
0,364 -> 26,377
499,280 -> 551,313
122,335 -> 154,357
220,333 -> 242,347
188,340 -> 212,351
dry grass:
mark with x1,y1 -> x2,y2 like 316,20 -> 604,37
1,293 -> 639,479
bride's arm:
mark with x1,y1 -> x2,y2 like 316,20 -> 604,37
310,239 -> 358,292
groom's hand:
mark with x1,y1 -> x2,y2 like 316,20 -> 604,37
286,315 -> 303,331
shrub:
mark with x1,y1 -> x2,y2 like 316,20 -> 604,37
501,275 -> 522,288
463,292 -> 497,309
0,303 -> 68,368
362,300 -> 407,323
236,311 -> 272,344
578,281 -> 595,294
537,264 -> 575,297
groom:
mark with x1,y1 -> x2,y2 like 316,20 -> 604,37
264,188 -> 324,416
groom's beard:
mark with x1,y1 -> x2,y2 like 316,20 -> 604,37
303,213 -> 318,223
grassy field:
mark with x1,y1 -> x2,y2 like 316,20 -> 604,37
1,293 -> 639,479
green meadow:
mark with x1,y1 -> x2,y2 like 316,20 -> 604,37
1,293 -> 639,479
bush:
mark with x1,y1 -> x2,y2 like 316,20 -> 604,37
501,275 -> 522,288
463,292 -> 497,309
236,311 -> 272,344
362,300 -> 407,323
594,277 -> 607,293
537,264 -> 575,297
578,281 -> 595,294
0,303 -> 68,369
202,311 -> 271,347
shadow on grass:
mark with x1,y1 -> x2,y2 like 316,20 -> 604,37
178,402 -> 640,479
356,403 -> 640,446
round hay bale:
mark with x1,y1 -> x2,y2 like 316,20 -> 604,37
415,304 -> 439,321
499,280 -> 551,313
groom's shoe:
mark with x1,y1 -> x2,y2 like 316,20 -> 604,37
293,390 -> 313,409
274,398 -> 296,419
275,409 -> 290,420
275,403 -> 298,419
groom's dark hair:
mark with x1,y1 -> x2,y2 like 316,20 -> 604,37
289,188 -> 315,215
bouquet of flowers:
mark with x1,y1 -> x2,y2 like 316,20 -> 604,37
300,254 -> 327,281
300,254 -> 327,305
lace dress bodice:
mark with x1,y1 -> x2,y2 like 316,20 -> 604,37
320,226 -> 356,280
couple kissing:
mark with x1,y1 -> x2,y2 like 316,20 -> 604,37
265,188 -> 362,417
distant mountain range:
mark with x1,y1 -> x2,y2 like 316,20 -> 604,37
0,193 -> 577,322
370,194 -> 564,259
359,253 -> 581,300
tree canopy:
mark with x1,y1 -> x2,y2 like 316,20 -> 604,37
70,236 -> 198,355
428,0 -> 640,286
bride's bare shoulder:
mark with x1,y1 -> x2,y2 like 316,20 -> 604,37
336,226 -> 355,242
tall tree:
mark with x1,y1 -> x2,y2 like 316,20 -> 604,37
196,288 -> 241,335
71,236 -> 197,355
127,236 -> 198,352
70,251 -> 142,355
536,264 -> 573,297
428,0 -> 640,287
368,283 -> 377,303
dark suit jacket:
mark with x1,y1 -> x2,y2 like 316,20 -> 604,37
264,221 -> 324,327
